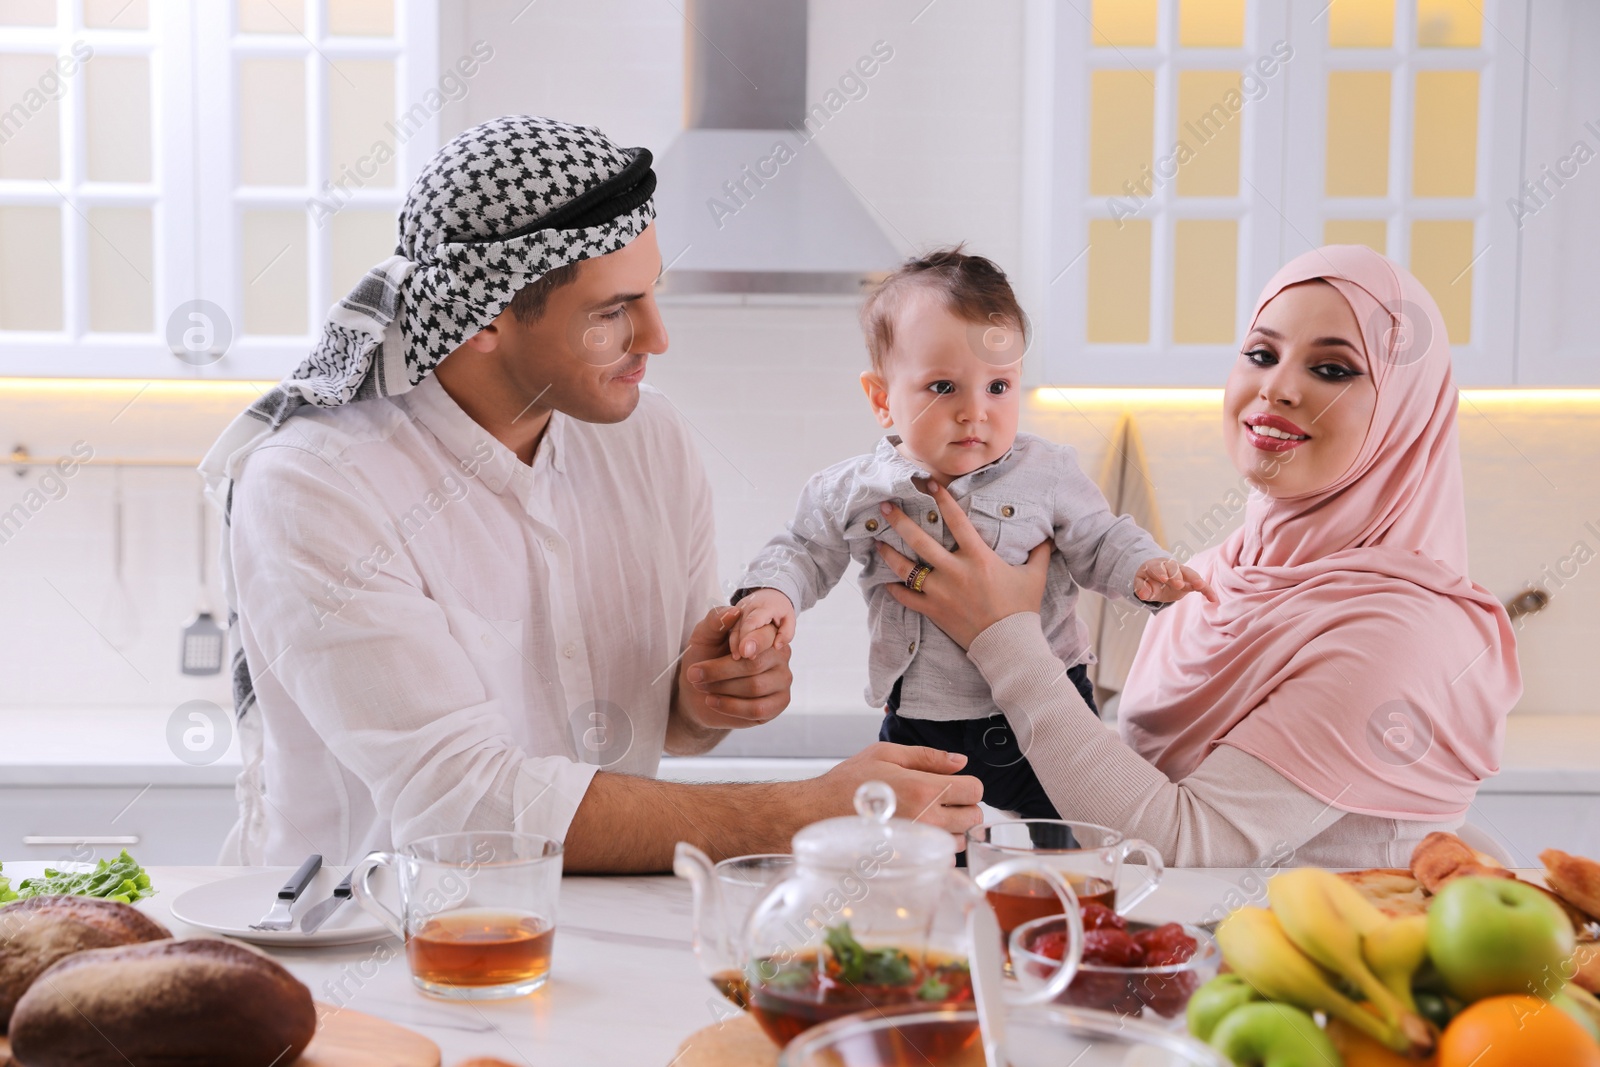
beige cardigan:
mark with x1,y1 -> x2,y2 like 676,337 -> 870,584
968,613 -> 1463,868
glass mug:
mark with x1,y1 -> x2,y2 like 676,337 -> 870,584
685,853 -> 795,1010
966,820 -> 1165,944
351,830 -> 563,999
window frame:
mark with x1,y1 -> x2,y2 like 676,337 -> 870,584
1279,0 -> 1528,387
0,0 -> 440,380
1028,0 -> 1531,387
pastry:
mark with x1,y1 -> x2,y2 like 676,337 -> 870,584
1573,941 -> 1600,996
1542,848 -> 1600,924
1409,831 -> 1514,894
1335,869 -> 1430,918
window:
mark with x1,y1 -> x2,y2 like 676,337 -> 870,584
0,0 -> 439,378
1032,0 -> 1529,385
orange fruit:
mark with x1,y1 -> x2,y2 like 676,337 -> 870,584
1439,995 -> 1600,1067
1326,1016 -> 1438,1066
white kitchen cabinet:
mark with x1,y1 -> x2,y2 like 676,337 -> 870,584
0,784 -> 237,867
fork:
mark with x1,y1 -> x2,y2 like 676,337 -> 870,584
249,854 -> 322,931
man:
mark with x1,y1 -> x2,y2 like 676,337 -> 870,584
201,116 -> 981,870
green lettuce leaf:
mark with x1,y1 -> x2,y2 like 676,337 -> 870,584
9,850 -> 155,904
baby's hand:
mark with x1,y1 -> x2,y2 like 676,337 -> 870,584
1133,558 -> 1219,605
730,588 -> 797,660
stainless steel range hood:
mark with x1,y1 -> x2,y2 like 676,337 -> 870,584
653,0 -> 902,296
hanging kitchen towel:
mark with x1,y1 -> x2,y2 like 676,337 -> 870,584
1086,412 -> 1166,711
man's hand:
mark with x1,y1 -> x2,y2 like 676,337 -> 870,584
799,742 -> 985,848
730,588 -> 796,660
1133,557 -> 1219,605
673,607 -> 793,734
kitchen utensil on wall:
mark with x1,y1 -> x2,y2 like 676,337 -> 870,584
181,485 -> 225,675
97,467 -> 139,651
1505,586 -> 1551,623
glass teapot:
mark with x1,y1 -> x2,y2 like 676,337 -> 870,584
675,782 -> 1085,1046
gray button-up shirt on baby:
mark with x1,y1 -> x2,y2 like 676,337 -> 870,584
737,432 -> 1168,722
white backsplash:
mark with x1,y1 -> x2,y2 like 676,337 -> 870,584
2,327 -> 1597,717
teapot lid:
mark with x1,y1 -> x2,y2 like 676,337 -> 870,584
791,781 -> 956,870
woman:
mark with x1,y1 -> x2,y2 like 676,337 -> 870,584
873,246 -> 1521,867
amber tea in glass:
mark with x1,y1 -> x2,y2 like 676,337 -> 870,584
352,831 -> 564,999
406,908 -> 555,991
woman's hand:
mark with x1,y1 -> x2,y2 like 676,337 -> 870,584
875,481 -> 1053,649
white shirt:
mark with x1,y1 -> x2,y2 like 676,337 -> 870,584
222,376 -> 719,865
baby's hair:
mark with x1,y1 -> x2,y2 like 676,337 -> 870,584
859,244 -> 1030,375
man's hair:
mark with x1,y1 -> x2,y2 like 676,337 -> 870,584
507,260 -> 582,324
859,245 -> 1029,375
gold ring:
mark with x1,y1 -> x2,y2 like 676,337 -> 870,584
907,563 -> 933,593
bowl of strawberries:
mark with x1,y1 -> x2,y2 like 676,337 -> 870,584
1008,902 -> 1221,1029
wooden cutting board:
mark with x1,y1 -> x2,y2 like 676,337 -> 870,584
671,1014 -> 779,1067
0,1004 -> 439,1067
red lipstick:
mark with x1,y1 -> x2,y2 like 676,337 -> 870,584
1242,412 -> 1310,452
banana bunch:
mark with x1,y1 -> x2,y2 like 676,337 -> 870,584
1211,867 -> 1438,1057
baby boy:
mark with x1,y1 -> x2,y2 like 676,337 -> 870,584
731,248 -> 1212,819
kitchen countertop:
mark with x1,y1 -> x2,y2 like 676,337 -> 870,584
1,708 -> 1596,793
24,864 -> 1271,1066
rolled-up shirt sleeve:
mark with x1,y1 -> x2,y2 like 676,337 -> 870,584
232,442 -> 598,852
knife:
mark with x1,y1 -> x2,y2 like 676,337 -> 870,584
298,867 -> 355,935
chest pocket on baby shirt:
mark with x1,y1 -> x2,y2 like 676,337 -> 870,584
842,508 -> 911,578
967,495 -> 1049,565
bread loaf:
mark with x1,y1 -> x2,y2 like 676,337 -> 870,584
0,896 -> 169,1032
8,938 -> 317,1067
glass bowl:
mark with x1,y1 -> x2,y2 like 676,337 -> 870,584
1008,914 -> 1221,1029
776,1003 -> 1226,1066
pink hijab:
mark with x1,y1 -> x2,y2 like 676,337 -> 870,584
1117,246 -> 1521,820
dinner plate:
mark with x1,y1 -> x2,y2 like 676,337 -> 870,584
1116,866 -> 1240,927
169,866 -> 397,947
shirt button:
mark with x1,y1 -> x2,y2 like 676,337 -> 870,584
925,510 -> 938,524
865,518 -> 879,532
563,644 -> 576,658
1001,504 -> 1015,518
545,537 -> 558,551
908,641 -> 916,653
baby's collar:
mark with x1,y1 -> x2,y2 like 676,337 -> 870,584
875,434 -> 1022,494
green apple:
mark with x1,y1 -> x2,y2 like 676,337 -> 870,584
1557,987 -> 1600,1043
1426,876 -> 1576,1002
1208,1002 -> 1338,1067
1186,973 -> 1263,1043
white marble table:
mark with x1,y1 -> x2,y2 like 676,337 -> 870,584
114,867 -> 717,1066
74,865 -> 1262,1067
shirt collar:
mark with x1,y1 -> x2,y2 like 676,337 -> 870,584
398,376 -> 570,495
876,434 -> 1021,494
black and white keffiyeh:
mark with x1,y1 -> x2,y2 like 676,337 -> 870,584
199,115 -> 656,724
